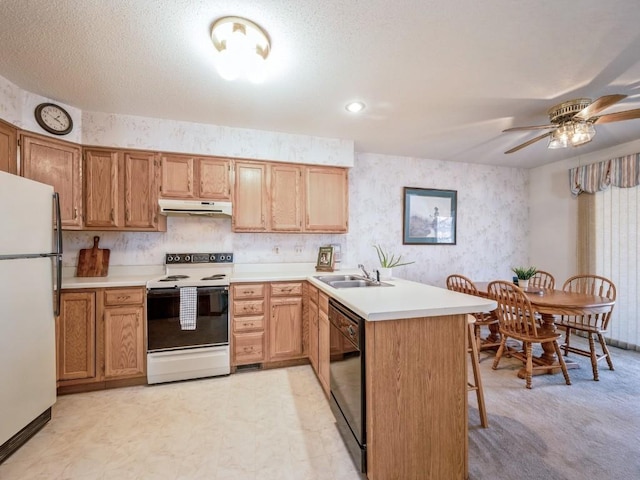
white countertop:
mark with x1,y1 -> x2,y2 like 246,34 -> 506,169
61,263 -> 496,321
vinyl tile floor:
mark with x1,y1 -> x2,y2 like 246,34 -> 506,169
0,365 -> 362,480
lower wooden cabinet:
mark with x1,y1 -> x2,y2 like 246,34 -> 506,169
57,291 -> 97,382
307,285 -> 319,374
56,287 -> 146,393
318,291 -> 330,396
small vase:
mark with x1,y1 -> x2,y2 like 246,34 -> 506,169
378,267 -> 393,280
518,278 -> 529,289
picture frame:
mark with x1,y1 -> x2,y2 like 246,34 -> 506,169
403,187 -> 457,245
315,246 -> 335,271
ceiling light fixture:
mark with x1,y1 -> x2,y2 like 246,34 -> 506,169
548,121 -> 596,149
211,16 -> 271,83
345,102 -> 365,113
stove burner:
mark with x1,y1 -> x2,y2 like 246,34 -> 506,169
201,274 -> 226,281
159,275 -> 189,281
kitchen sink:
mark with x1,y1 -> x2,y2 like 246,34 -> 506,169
314,274 -> 393,289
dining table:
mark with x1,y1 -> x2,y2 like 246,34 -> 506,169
474,281 -> 616,376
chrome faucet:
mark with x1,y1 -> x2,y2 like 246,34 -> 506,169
358,264 -> 374,281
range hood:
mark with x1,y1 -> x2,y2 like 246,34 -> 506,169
158,199 -> 232,217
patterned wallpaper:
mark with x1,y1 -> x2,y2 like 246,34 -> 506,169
1,74 -> 529,287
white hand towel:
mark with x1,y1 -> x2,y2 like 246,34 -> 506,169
179,287 -> 197,330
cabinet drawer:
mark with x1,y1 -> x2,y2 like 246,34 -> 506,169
233,332 -> 265,364
270,282 -> 303,297
233,299 -> 265,316
232,283 -> 265,299
319,292 -> 329,313
233,315 -> 264,332
104,288 -> 144,306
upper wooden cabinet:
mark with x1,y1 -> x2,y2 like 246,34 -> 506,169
271,164 -> 303,231
160,154 -> 231,200
21,133 -> 83,229
305,166 -> 349,232
233,161 -> 349,233
233,160 -> 269,231
0,120 -> 17,174
84,147 -> 165,232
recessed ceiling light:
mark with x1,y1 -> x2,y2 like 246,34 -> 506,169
345,102 -> 365,113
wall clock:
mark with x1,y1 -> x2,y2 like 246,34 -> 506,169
34,103 -> 73,136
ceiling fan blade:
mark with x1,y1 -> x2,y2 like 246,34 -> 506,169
503,124 -> 557,132
593,108 -> 640,124
504,131 -> 553,154
574,94 -> 627,120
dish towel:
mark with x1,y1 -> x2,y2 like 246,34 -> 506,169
179,287 -> 197,330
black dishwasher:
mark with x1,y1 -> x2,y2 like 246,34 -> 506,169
328,298 -> 366,474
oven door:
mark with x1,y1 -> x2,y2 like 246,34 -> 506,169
146,286 -> 229,352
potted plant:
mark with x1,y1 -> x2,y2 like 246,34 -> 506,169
512,266 -> 537,289
373,245 -> 414,280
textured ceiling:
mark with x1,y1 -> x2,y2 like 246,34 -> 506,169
1,0 -> 640,168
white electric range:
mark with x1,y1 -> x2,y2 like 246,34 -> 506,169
146,252 -> 233,384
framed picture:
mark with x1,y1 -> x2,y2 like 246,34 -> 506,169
403,187 -> 457,245
315,246 -> 335,272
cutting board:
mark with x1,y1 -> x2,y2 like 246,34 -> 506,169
76,236 -> 110,277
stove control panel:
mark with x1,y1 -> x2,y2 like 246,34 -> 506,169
165,253 -> 233,264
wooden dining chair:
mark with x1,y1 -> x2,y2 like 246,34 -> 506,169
446,274 -> 501,359
530,270 -> 555,289
488,280 -> 571,389
555,274 -> 617,381
466,315 -> 488,428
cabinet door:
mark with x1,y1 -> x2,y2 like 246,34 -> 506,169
271,164 -> 303,231
57,291 -> 96,381
84,149 -> 120,228
318,309 -> 330,396
0,120 -> 17,174
124,151 -> 161,229
233,161 -> 269,231
269,296 -> 304,361
305,166 -> 348,232
160,154 -> 195,198
199,157 -> 231,199
21,134 -> 82,228
104,305 -> 145,378
308,300 -> 319,374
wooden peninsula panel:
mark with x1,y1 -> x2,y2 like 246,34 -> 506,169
365,314 -> 468,480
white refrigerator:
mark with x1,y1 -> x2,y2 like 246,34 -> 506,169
0,171 -> 61,463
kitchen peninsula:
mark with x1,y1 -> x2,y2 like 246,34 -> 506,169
60,264 -> 495,479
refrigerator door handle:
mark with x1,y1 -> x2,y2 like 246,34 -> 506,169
53,192 -> 62,317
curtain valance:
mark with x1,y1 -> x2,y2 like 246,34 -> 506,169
569,153 -> 640,196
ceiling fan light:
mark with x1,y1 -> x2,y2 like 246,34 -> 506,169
548,128 -> 569,149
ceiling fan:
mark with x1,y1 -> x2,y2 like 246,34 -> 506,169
503,94 -> 640,154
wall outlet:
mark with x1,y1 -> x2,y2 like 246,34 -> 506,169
273,246 -> 280,254
294,245 -> 303,254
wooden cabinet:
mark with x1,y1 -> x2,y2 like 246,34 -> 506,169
318,291 -> 330,396
307,284 -> 319,374
305,166 -> 348,232
83,148 -> 165,231
56,287 -> 147,393
233,160 -> 349,233
269,282 -> 304,361
103,288 -> 145,379
232,283 -> 267,365
21,133 -> 82,229
0,120 -> 17,174
56,291 -> 97,382
84,149 -> 120,228
233,160 -> 269,231
160,154 -> 231,200
271,164 -> 303,231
